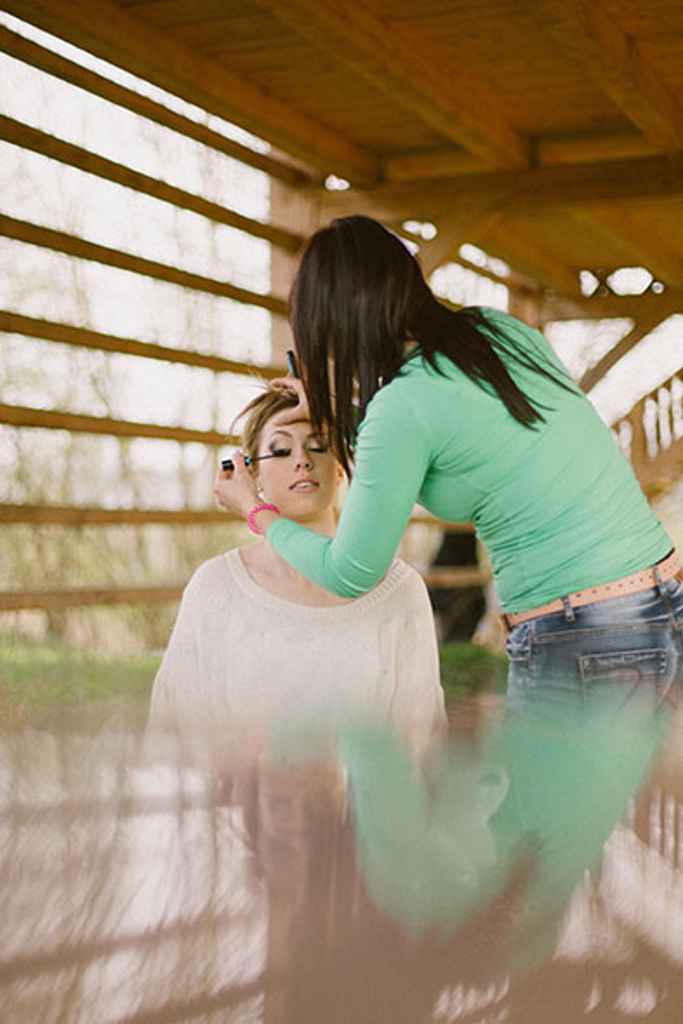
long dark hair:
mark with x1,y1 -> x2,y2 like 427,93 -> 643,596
289,215 -> 575,476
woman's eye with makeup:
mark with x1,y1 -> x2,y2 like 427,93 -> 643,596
269,447 -> 291,457
307,438 -> 329,453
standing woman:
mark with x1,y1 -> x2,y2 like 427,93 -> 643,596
215,216 -> 682,705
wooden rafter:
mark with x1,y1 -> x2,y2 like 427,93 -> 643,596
383,132 -> 660,184
0,504 -> 474,534
580,304 -> 679,393
259,0 -> 529,170
468,228 -> 582,299
384,148 -> 485,184
540,289 -> 683,321
536,132 -> 659,168
0,567 -> 483,610
0,214 -> 288,317
0,25 -> 309,188
0,403 -> 238,447
569,207 -> 683,289
0,115 -> 302,252
0,585 -> 185,611
0,505 -> 242,526
417,205 -> 508,278
319,151 -> 683,223
1,0 -> 379,183
0,311 -> 286,378
541,0 -> 683,151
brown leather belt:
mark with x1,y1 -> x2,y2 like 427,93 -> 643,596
502,550 -> 682,632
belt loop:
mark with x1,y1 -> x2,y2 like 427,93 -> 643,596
654,562 -> 674,615
561,595 -> 575,622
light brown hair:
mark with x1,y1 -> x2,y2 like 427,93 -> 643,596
233,383 -> 300,465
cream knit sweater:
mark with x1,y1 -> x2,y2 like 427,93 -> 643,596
149,549 -> 446,755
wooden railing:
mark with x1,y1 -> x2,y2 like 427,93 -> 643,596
0,510 -> 478,611
613,370 -> 683,496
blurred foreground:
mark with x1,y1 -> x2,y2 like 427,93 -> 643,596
1,680 -> 682,1022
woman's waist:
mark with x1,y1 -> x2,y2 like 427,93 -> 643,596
503,549 -> 681,633
492,526 -> 673,614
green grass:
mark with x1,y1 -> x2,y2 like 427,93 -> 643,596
0,635 -> 505,717
439,642 -> 507,699
0,635 -> 161,710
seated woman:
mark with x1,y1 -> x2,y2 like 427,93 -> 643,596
149,384 -> 446,758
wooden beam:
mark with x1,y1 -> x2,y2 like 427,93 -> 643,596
0,585 -> 184,611
541,289 -> 683,322
384,148 -> 485,184
0,25 -> 309,188
0,214 -> 288,317
418,215 -> 683,323
259,0 -> 530,170
542,0 -> 683,151
0,503 -> 474,534
411,517 -> 474,535
383,132 -> 659,183
418,205 -> 508,278
569,206 -> 683,289
319,151 -> 683,223
398,212 -> 582,305
581,299 -> 679,393
0,504 -> 238,526
0,565 -> 482,610
536,132 -> 659,167
579,312 -> 671,393
470,228 -> 581,298
0,403 -> 238,446
0,114 -> 303,252
422,568 -> 486,589
398,237 -> 538,295
508,286 -> 543,331
1,0 -> 378,183
269,177 -> 319,364
0,311 -> 286,378
0,904 -> 251,981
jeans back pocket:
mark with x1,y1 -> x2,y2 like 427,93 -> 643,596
578,647 -> 671,691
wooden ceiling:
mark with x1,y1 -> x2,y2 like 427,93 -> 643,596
5,0 -> 683,305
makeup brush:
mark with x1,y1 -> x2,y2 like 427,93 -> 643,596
221,453 -> 281,472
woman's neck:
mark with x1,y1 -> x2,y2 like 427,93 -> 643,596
240,509 -> 351,606
266,510 -> 335,580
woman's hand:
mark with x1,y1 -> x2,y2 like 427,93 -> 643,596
213,451 -> 259,518
269,376 -> 310,426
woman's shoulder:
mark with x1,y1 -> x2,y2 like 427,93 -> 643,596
182,550 -> 237,603
378,558 -> 432,606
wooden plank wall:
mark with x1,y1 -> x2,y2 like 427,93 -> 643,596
1,18 -> 680,614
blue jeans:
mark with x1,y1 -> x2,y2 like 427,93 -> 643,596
506,574 -> 683,713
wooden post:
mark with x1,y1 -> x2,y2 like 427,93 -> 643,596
508,284 -> 543,328
269,178 -> 320,364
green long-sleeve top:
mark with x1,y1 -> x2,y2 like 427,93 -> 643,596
267,308 -> 671,612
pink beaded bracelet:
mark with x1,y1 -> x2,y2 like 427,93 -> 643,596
246,502 -> 280,535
